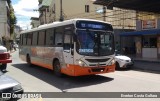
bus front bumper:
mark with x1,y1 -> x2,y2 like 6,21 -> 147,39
61,64 -> 115,76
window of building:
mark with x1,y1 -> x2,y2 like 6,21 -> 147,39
47,8 -> 49,12
143,35 -> 157,48
85,5 -> 90,13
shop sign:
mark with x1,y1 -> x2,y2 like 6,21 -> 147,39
142,19 -> 157,29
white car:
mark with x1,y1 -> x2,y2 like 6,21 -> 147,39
115,52 -> 134,69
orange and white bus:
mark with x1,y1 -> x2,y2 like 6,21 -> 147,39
19,19 -> 115,76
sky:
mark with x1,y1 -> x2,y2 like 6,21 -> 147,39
12,0 -> 39,30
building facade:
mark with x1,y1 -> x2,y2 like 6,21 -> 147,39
38,0 -> 53,25
120,12 -> 160,59
38,0 -> 136,29
14,25 -> 22,44
0,0 -> 11,50
0,0 -> 10,40
30,17 -> 40,28
38,0 -> 104,24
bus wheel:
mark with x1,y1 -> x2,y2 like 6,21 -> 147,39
26,54 -> 32,66
0,64 -> 7,71
53,60 -> 62,77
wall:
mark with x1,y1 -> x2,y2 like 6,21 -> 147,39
50,0 -> 103,21
0,0 -> 10,39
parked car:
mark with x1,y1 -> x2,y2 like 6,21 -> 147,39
115,51 -> 134,69
0,71 -> 23,101
0,45 -> 12,71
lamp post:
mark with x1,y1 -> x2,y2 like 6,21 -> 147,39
59,0 -> 64,21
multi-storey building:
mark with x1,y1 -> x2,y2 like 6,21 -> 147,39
38,0 -> 103,24
14,25 -> 22,44
30,17 -> 40,28
38,0 -> 52,25
38,0 -> 136,30
0,0 -> 10,49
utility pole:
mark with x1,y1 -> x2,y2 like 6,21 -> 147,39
103,6 -> 106,21
59,0 -> 64,21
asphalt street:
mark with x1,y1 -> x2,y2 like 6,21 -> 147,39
3,50 -> 160,101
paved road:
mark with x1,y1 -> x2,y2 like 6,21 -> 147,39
4,50 -> 160,101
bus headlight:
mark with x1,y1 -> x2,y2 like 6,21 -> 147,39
108,59 -> 115,65
78,60 -> 87,67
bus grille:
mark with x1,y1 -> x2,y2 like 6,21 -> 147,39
85,58 -> 110,63
91,68 -> 105,72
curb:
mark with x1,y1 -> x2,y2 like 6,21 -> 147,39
134,59 -> 160,63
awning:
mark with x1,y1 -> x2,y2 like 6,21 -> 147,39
120,29 -> 160,36
93,0 -> 160,13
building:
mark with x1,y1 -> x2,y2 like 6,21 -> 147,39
122,19 -> 160,59
38,0 -> 104,24
14,25 -> 22,44
38,0 -> 136,30
38,0 -> 52,25
30,17 -> 40,28
0,0 -> 10,49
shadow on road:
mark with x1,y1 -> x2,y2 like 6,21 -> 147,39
12,63 -> 114,91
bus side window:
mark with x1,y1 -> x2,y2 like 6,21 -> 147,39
46,28 -> 54,46
38,30 -> 45,46
54,27 -> 63,46
32,32 -> 38,46
64,34 -> 71,50
23,34 -> 27,45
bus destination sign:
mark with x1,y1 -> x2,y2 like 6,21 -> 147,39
76,20 -> 113,31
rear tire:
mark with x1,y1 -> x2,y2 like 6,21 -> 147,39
26,54 -> 32,66
53,60 -> 63,77
0,64 -> 7,71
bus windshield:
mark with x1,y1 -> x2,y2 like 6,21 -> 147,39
76,30 -> 114,56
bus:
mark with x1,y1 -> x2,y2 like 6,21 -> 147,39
19,19 -> 115,76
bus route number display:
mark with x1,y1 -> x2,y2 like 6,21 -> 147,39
76,20 -> 113,31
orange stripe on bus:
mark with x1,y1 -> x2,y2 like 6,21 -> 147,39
31,61 -> 53,70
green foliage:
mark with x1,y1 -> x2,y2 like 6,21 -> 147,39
9,4 -> 17,35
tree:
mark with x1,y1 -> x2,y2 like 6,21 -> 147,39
9,4 -> 17,36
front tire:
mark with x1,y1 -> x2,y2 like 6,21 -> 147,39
0,64 -> 7,71
116,62 -> 120,70
53,60 -> 63,77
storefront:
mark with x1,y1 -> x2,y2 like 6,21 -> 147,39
120,19 -> 160,59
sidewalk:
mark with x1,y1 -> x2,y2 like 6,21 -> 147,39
131,56 -> 160,72
133,57 -> 160,63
